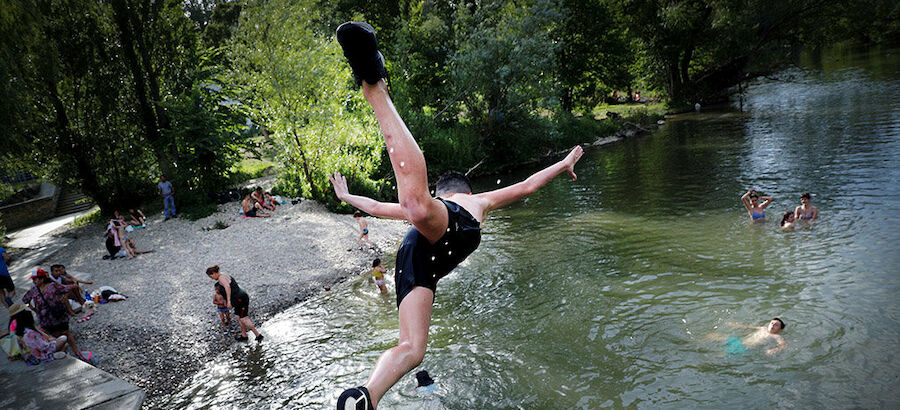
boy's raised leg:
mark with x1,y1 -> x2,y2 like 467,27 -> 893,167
360,81 -> 448,242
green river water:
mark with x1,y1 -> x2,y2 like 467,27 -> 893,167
166,45 -> 900,409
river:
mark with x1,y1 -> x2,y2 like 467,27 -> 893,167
164,45 -> 900,409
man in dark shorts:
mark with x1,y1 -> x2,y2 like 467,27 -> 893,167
0,246 -> 13,307
331,21 -> 585,409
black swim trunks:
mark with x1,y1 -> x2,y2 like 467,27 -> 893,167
232,293 -> 249,318
0,275 -> 13,291
395,198 -> 481,307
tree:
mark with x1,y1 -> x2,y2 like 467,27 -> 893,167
227,0 -> 386,206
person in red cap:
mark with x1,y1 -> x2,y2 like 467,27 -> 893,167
22,268 -> 81,355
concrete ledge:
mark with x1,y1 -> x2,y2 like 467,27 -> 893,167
0,355 -> 143,410
0,182 -> 60,231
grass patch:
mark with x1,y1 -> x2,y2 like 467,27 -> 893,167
229,158 -> 275,184
71,209 -> 104,227
593,102 -> 668,120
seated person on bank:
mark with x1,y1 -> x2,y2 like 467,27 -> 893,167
8,304 -> 69,362
128,208 -> 146,226
49,264 -> 92,315
241,194 -> 271,218
252,187 -> 276,211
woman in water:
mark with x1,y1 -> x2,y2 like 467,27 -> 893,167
741,190 -> 773,222
206,265 -> 262,342
780,211 -> 795,230
794,192 -> 818,222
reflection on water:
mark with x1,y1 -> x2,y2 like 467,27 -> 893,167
165,46 -> 900,409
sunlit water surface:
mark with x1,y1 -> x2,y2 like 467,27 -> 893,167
165,46 -> 900,409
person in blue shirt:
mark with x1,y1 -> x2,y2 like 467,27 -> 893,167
0,247 -> 14,307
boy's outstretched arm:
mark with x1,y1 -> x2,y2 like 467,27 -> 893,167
329,172 -> 406,220
476,146 -> 584,212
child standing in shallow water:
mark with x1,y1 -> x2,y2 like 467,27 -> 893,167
354,211 -> 373,249
372,258 -> 387,293
213,283 -> 232,333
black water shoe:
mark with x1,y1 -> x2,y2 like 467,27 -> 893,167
336,386 -> 374,410
336,21 -> 388,86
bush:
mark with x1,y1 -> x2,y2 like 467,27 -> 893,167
71,209 -> 104,227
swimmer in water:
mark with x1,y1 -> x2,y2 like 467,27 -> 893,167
780,211 -> 795,230
331,20 -> 585,410
794,192 -> 818,222
725,318 -> 787,356
741,189 -> 773,222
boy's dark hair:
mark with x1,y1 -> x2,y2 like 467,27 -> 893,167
353,211 -> 363,218
372,258 -> 381,267
435,171 -> 472,196
800,192 -> 811,200
50,264 -> 64,271
12,310 -> 35,337
206,265 -> 220,276
773,317 -> 785,329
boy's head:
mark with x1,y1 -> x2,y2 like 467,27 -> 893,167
373,258 -> 381,267
435,171 -> 473,196
768,318 -> 785,333
50,264 -> 65,277
354,211 -> 363,219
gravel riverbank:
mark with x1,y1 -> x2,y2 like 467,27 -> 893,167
38,199 -> 408,407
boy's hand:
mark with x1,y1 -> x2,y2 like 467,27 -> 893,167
563,146 -> 584,180
329,172 -> 350,201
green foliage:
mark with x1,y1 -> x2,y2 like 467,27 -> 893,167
160,50 -> 250,209
228,0 -> 387,209
71,209 -> 104,227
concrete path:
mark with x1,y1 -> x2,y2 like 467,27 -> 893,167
6,206 -> 98,249
0,355 -> 144,410
2,207 -> 144,409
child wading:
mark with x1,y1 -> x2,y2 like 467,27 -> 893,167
332,21 -> 584,409
371,258 -> 387,294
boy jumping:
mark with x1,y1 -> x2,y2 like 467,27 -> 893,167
332,21 -> 584,409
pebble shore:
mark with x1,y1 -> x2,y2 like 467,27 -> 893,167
42,200 -> 408,407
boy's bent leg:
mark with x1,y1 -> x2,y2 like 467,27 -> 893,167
361,81 -> 447,242
363,286 -> 434,407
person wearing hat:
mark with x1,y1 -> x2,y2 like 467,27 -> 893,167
8,303 -> 69,361
22,269 -> 80,355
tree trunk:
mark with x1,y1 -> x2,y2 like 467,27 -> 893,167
45,78 -> 110,211
291,131 -> 318,199
110,0 -> 171,176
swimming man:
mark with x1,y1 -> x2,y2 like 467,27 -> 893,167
331,21 -> 584,409
726,318 -> 788,356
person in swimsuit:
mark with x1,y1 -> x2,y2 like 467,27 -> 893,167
241,195 -> 271,218
49,264 -> 92,316
213,283 -> 232,334
253,187 -> 276,211
355,211 -> 373,249
128,208 -> 146,226
794,192 -> 818,222
206,265 -> 262,342
741,189 -> 773,222
331,21 -> 585,409
372,258 -> 387,293
725,318 -> 787,356
780,211 -> 795,230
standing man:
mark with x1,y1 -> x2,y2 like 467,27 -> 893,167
0,246 -> 13,307
158,175 -> 176,220
332,21 -> 584,409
